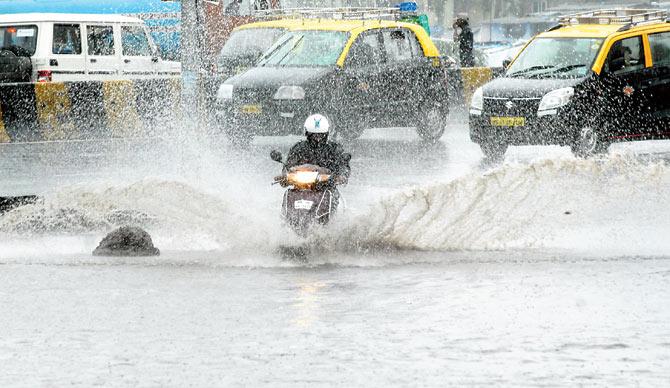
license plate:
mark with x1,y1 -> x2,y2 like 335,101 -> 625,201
241,104 -> 261,114
294,200 -> 314,210
490,116 -> 525,127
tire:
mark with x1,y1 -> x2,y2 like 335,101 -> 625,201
480,140 -> 507,163
570,126 -> 609,158
416,102 -> 447,144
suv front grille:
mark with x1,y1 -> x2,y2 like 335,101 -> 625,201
484,97 -> 541,117
234,88 -> 275,103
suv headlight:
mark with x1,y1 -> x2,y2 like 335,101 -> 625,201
217,84 -> 234,100
274,85 -> 305,100
470,87 -> 483,115
538,87 -> 574,115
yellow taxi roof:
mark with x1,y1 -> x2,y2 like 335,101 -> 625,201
538,21 -> 668,38
236,18 -> 422,34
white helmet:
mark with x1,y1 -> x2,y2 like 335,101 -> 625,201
304,114 -> 330,134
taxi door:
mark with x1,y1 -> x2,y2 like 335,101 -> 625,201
600,35 -> 654,137
119,24 -> 157,78
340,30 -> 386,127
379,28 -> 418,126
646,30 -> 670,135
84,24 -> 119,79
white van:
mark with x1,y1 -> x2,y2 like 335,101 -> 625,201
0,13 -> 181,82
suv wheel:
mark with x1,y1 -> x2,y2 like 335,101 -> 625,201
571,126 -> 609,158
416,102 -> 446,144
480,140 -> 507,163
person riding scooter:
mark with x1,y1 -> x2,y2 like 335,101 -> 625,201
283,114 -> 351,210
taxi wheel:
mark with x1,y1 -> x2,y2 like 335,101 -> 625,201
417,103 -> 446,144
571,126 -> 609,158
480,141 -> 507,163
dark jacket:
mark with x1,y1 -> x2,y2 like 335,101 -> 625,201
285,140 -> 351,180
456,25 -> 475,67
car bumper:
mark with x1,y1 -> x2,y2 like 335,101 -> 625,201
469,110 -> 578,146
216,100 -> 313,136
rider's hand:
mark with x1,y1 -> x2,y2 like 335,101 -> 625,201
315,176 -> 335,191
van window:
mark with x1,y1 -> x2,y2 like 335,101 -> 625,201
649,31 -> 670,67
53,24 -> 82,55
0,25 -> 38,56
606,36 -> 644,74
121,25 -> 151,56
383,30 -> 414,62
87,25 -> 115,56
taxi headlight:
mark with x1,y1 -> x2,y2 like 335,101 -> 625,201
470,87 -> 483,114
217,84 -> 234,100
274,85 -> 305,100
538,87 -> 574,113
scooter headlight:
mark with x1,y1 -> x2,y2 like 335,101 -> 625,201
288,171 -> 319,185
538,87 -> 574,115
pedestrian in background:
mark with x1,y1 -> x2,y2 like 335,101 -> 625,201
453,15 -> 474,67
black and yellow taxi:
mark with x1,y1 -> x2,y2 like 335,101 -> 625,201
215,17 -> 448,144
469,9 -> 670,159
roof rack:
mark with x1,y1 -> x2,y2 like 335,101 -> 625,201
557,9 -> 668,25
253,2 -> 418,21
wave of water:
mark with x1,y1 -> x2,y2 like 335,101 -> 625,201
1,156 -> 669,262
324,156 -> 670,256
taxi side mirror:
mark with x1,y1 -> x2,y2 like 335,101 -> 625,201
502,58 -> 511,69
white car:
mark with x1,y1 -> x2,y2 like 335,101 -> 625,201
0,13 -> 180,82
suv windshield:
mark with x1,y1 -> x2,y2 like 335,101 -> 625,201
507,37 -> 603,79
258,30 -> 349,67
220,27 -> 285,59
0,25 -> 38,56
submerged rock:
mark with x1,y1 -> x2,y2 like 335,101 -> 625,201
93,226 -> 160,257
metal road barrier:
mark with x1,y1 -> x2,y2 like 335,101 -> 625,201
0,79 -> 181,143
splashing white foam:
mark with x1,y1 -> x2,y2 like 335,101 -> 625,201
322,156 -> 670,256
1,156 -> 669,261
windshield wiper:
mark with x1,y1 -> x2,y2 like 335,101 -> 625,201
259,36 -> 294,67
524,64 -> 588,79
548,64 -> 586,73
273,35 -> 305,66
507,65 -> 555,78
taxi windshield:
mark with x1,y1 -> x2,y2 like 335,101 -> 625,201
507,37 -> 604,79
220,28 -> 285,59
258,30 -> 349,67
0,25 -> 38,55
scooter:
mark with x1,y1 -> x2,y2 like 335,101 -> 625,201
270,150 -> 345,236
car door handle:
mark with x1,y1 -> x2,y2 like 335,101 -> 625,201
90,58 -> 97,63
124,59 -> 131,64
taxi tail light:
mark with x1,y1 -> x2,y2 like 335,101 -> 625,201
37,70 -> 52,82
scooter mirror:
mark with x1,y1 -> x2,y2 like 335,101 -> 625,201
343,153 -> 352,162
270,150 -> 283,163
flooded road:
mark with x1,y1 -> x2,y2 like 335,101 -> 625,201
1,123 -> 670,386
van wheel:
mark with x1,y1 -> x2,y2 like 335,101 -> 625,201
480,141 -> 507,163
416,102 -> 446,144
570,126 -> 609,158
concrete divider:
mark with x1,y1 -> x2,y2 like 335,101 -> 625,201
0,78 -> 181,143
446,66 -> 504,110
